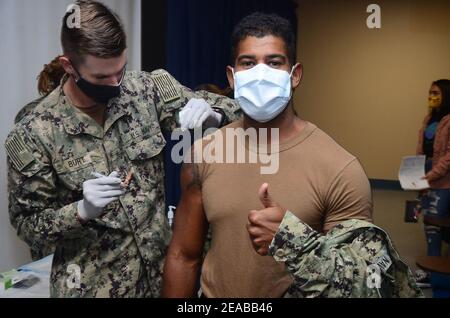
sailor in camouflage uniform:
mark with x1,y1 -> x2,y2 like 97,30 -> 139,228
6,70 -> 239,298
5,1 -> 241,298
163,12 -> 423,298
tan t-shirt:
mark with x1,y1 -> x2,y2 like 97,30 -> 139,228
195,119 -> 373,298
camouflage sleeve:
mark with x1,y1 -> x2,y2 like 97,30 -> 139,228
5,128 -> 88,254
190,89 -> 242,125
144,69 -> 241,131
269,211 -> 423,298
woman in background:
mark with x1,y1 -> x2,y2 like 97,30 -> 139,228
416,79 -> 450,285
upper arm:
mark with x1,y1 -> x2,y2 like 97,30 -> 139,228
6,128 -> 55,212
323,159 -> 373,232
193,90 -> 242,123
145,70 -> 202,130
143,70 -> 241,130
169,149 -> 208,261
5,127 -> 60,244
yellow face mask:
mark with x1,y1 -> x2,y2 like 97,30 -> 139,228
428,96 -> 442,108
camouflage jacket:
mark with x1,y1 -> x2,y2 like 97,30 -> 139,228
5,70 -> 241,298
15,96 -> 45,125
270,212 -> 424,298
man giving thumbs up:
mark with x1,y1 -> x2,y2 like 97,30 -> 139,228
247,183 -> 286,256
162,12 -> 421,298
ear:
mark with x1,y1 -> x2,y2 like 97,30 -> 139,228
226,66 -> 235,90
59,56 -> 76,76
291,63 -> 303,89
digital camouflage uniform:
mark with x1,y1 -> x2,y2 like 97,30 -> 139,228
14,97 -> 45,125
14,96 -> 58,261
5,70 -> 241,298
270,211 -> 424,298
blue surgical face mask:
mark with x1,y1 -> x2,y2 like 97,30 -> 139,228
233,63 -> 293,123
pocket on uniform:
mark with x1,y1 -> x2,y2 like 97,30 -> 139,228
59,165 -> 95,192
124,131 -> 166,190
54,149 -> 109,192
125,131 -> 166,161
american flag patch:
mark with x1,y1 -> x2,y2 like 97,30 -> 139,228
151,73 -> 181,104
5,134 -> 35,171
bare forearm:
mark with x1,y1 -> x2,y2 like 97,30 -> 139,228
162,159 -> 207,298
162,251 -> 202,298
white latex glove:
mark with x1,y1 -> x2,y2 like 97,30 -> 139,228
77,171 -> 125,221
179,98 -> 223,130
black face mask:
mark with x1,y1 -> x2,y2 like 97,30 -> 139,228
72,64 -> 126,104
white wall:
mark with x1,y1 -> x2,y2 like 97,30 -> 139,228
0,0 -> 141,272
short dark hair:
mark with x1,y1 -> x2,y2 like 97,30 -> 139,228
230,12 -> 296,66
432,79 -> 450,118
61,0 -> 127,66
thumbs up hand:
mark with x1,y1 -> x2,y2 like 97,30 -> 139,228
246,183 -> 287,256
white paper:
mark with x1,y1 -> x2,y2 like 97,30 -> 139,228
398,155 -> 430,190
